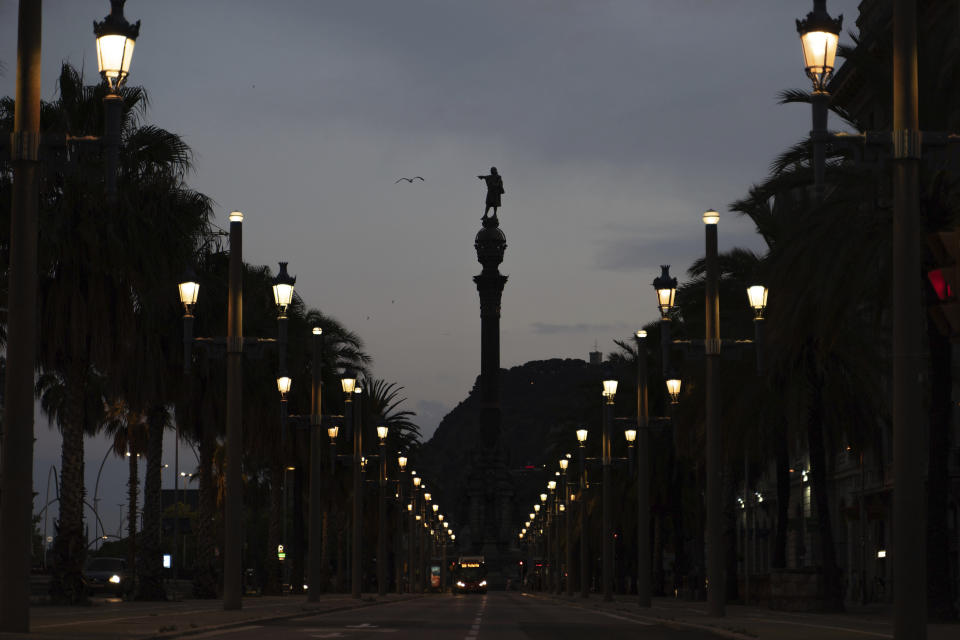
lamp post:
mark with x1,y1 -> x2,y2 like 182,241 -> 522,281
796,2 -> 924,635
601,378 -> 617,602
422,491 -> 432,593
409,474 -> 421,592
539,492 -> 549,592
377,425 -> 389,596
634,329 -> 652,607
223,210 -> 244,610
796,0 -> 842,205
561,458 -> 573,596
577,428 -> 589,598
338,372 -> 363,599
438,512 -> 448,594
179,221 -> 293,609
307,327 -> 324,601
178,472 -> 195,574
0,2 -> 138,630
701,208 -> 724,617
395,457 -> 407,594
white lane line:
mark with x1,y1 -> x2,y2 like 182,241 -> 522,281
188,625 -> 264,638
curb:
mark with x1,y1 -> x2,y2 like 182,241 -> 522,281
520,592 -> 755,640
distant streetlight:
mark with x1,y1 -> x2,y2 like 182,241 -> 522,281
601,378 -> 617,602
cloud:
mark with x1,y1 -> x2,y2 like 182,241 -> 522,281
531,322 -> 630,335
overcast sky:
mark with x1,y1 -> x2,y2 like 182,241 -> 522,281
1,0 -> 861,539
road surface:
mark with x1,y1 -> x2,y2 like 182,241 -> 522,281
190,592 -> 718,639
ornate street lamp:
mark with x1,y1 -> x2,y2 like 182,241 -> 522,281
272,262 -> 297,317
653,266 -> 678,319
398,456 -> 407,471
178,269 -> 200,315
576,428 -> 588,444
746,285 -> 769,320
377,426 -> 389,441
341,371 -> 358,395
748,285 -> 769,373
94,0 -> 140,92
665,374 -> 682,405
796,0 -> 843,93
276,376 -> 292,398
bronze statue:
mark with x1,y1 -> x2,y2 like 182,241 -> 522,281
477,167 -> 504,219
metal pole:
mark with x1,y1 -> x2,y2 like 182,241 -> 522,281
347,393 -> 361,599
441,539 -> 447,594
811,91 -> 829,204
408,489 -> 415,593
378,439 -> 387,596
564,468 -> 573,596
743,448 -> 749,605
103,94 -> 122,204
0,2 -> 41,631
891,1 -> 925,637
603,397 -> 613,602
636,333 -> 651,607
705,215 -> 724,617
173,422 -> 180,588
580,445 -> 588,598
308,329 -> 323,601
223,212 -> 244,610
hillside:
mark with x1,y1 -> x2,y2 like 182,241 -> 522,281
416,357 -> 610,535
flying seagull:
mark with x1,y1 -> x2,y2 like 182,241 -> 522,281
395,176 -> 424,183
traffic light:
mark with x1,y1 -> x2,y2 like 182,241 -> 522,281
927,230 -> 960,340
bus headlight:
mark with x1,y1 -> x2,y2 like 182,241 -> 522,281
109,575 -> 121,584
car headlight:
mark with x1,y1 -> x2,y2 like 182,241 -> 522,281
479,580 -> 487,587
109,575 -> 121,584
457,581 -> 465,587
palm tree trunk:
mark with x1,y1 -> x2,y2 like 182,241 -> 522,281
136,406 -> 166,600
126,445 -> 139,597
50,361 -> 89,604
264,462 -> 282,595
807,372 -> 843,611
192,423 -> 218,598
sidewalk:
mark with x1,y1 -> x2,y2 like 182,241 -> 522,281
525,592 -> 960,639
0,593 -> 420,640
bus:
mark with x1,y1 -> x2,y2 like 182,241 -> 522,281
454,556 -> 487,594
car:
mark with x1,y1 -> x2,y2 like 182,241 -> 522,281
85,557 -> 127,595
454,576 -> 488,594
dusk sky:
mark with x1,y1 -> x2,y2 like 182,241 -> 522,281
1,1 -> 861,539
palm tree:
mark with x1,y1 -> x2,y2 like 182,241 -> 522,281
2,63 -> 213,603
34,369 -> 108,602
100,400 -> 148,596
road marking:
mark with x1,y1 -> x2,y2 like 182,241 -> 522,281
189,626 -> 263,638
